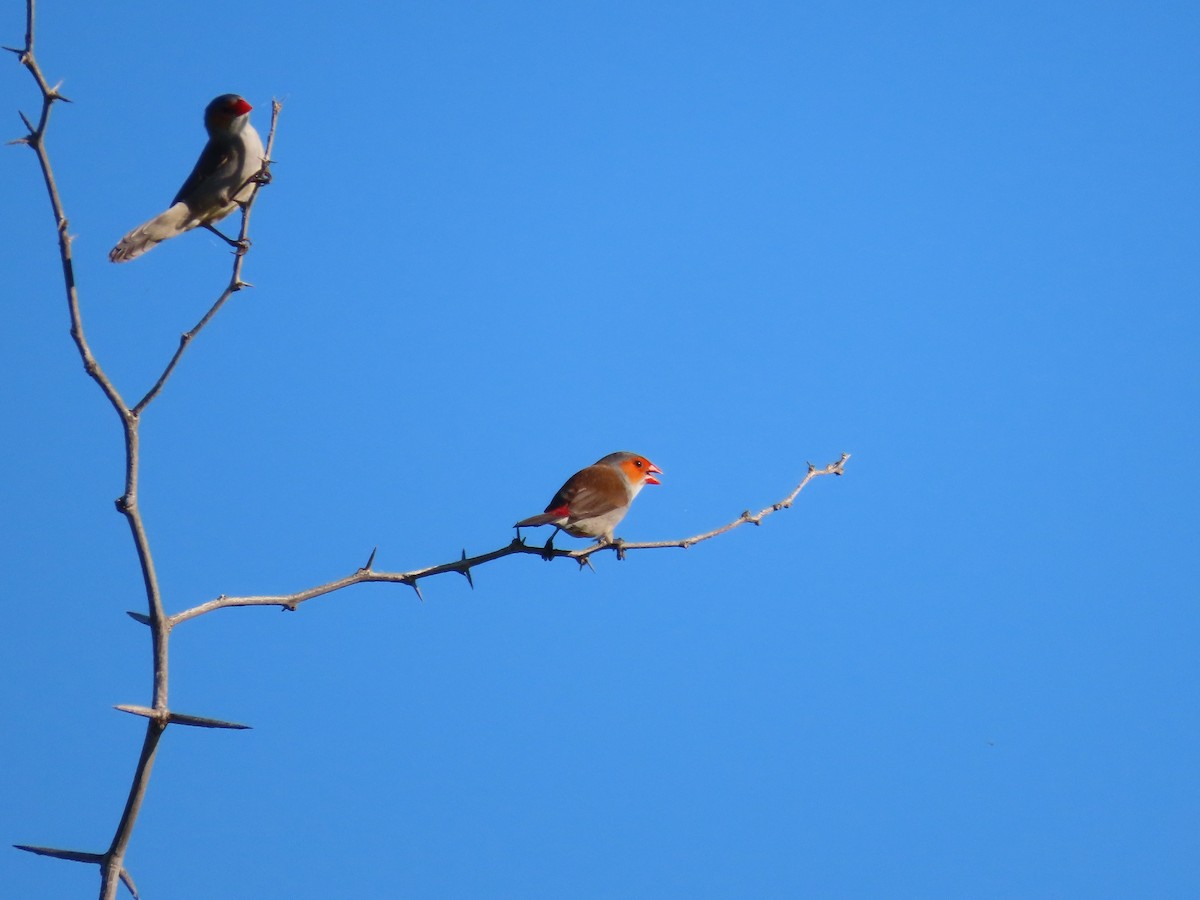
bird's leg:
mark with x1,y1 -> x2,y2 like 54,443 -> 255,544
202,222 -> 250,254
613,538 -> 627,561
541,528 -> 560,562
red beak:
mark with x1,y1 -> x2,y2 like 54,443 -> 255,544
645,462 -> 663,486
233,98 -> 253,116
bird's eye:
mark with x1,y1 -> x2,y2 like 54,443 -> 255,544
634,460 -> 643,467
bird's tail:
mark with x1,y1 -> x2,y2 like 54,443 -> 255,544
514,512 -> 561,528
108,203 -> 192,263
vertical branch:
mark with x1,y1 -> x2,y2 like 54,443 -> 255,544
10,5 -> 274,898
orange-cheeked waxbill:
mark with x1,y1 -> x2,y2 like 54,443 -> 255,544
514,451 -> 663,544
109,94 -> 265,263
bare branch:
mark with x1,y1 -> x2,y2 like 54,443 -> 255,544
169,454 -> 851,624
14,3 -> 847,896
10,0 -> 127,421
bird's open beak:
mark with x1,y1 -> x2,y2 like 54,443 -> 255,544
645,462 -> 663,486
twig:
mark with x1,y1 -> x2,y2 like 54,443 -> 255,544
168,454 -> 850,625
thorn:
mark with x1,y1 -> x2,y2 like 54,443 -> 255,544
579,555 -> 596,573
460,551 -> 474,589
167,711 -> 252,730
364,546 -> 378,571
48,81 -> 72,103
410,579 -> 425,603
231,279 -> 253,291
2,45 -> 24,56
113,704 -> 163,723
17,110 -> 34,132
120,867 -> 141,900
807,460 -> 816,473
126,611 -> 151,626
114,704 -> 251,729
13,844 -> 103,864
6,135 -> 31,146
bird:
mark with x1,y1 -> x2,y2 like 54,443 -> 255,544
514,451 -> 663,553
109,93 -> 265,263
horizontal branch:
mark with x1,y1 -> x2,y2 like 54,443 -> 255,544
168,453 -> 850,625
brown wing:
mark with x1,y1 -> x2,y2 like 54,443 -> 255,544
548,464 -> 627,520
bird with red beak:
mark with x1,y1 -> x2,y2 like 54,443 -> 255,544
109,93 -> 265,262
515,451 -> 663,553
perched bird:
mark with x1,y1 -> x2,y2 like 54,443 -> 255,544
515,451 -> 663,549
109,93 -> 265,263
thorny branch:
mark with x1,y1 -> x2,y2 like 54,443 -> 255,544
9,3 -> 278,898
12,2 -> 849,898
166,454 -> 851,624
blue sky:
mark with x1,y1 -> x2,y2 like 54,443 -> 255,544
4,1 -> 1198,897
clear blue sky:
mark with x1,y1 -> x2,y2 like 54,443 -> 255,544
4,2 -> 1198,897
